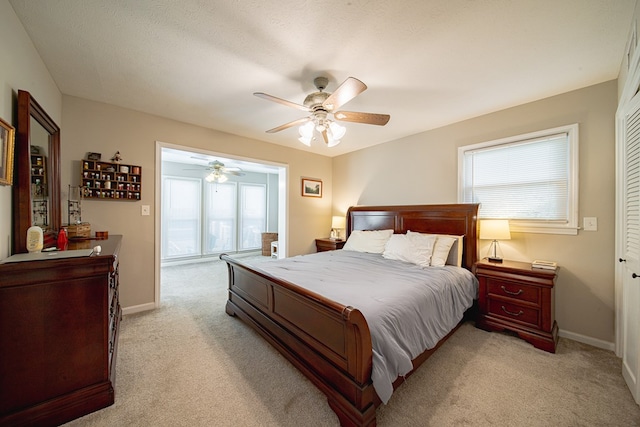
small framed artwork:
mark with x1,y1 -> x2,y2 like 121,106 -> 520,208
0,116 -> 15,186
301,178 -> 322,197
87,152 -> 102,161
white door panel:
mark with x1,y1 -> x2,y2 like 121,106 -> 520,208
619,92 -> 640,404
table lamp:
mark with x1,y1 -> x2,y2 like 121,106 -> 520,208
331,216 -> 346,240
479,219 -> 511,263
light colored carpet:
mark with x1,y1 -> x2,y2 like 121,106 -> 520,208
65,256 -> 640,426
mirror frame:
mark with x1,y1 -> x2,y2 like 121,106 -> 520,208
12,90 -> 61,254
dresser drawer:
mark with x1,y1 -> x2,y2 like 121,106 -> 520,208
487,279 -> 540,304
488,298 -> 540,328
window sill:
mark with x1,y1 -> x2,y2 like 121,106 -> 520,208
509,224 -> 579,236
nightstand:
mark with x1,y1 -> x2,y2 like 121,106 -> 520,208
315,238 -> 346,252
474,258 -> 559,353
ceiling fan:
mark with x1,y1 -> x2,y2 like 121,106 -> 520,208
254,76 -> 390,147
187,159 -> 245,183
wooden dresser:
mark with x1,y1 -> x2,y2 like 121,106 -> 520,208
474,258 -> 558,353
0,235 -> 122,426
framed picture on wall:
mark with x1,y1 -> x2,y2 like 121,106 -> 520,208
301,178 -> 322,197
0,116 -> 15,186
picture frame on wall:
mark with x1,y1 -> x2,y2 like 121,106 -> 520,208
0,117 -> 15,186
301,178 -> 322,197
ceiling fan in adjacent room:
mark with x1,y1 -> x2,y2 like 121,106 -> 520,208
254,76 -> 390,147
187,159 -> 245,183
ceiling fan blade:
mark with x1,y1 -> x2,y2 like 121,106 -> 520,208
254,92 -> 310,112
225,170 -> 245,176
322,77 -> 367,111
321,129 -> 329,144
266,117 -> 311,133
334,110 -> 390,126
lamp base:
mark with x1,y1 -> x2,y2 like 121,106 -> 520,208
487,256 -> 503,263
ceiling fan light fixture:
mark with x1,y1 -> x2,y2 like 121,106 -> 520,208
299,121 -> 314,138
298,135 -> 312,146
205,171 -> 228,183
329,122 -> 346,140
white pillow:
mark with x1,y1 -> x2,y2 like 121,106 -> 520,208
383,233 -> 436,267
430,235 -> 457,267
342,229 -> 394,254
407,231 -> 464,267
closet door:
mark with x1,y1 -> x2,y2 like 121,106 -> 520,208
619,93 -> 640,404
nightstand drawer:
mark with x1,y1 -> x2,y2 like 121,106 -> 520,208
488,299 -> 539,328
487,279 -> 540,304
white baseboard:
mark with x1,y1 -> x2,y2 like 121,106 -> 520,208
559,329 -> 615,352
122,302 -> 156,316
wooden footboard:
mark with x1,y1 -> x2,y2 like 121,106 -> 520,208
222,254 -> 377,426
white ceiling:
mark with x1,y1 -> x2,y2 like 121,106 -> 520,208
9,0 -> 637,157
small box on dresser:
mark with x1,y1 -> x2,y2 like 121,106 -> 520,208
474,258 -> 559,353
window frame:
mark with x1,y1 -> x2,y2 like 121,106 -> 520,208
458,123 -> 579,235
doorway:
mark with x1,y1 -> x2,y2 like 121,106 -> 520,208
155,141 -> 288,305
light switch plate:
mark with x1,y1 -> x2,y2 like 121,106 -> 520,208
583,217 -> 597,231
141,205 -> 150,216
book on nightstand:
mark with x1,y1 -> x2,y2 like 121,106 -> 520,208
532,260 -> 557,270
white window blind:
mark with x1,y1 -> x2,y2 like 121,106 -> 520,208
239,184 -> 266,250
161,177 -> 202,259
459,124 -> 578,234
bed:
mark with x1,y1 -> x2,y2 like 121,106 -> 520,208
220,203 -> 479,426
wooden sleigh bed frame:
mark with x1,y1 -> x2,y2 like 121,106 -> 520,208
221,204 -> 479,426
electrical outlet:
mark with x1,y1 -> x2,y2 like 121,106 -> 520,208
141,205 -> 150,216
583,217 -> 597,231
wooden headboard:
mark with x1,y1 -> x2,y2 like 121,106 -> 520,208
346,204 -> 480,270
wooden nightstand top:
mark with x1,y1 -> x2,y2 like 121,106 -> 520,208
475,258 -> 558,278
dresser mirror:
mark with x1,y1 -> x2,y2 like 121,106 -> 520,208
12,90 -> 61,254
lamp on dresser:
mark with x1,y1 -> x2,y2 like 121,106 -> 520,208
479,219 -> 511,263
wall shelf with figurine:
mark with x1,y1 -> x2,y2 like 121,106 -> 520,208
81,160 -> 142,201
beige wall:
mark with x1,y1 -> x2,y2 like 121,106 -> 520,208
333,81 -> 617,345
62,96 -> 333,309
617,1 -> 639,99
1,0 -> 629,345
0,0 -> 62,259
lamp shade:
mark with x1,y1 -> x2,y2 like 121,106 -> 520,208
331,216 -> 346,229
479,219 -> 511,240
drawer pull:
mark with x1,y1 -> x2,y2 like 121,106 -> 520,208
501,306 -> 524,317
501,286 -> 523,296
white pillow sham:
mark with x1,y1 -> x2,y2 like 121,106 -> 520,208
382,233 -> 436,267
406,231 -> 464,267
343,229 -> 394,254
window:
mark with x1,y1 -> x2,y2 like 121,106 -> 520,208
162,177 -> 202,258
459,124 -> 579,235
204,182 -> 237,254
239,184 -> 266,250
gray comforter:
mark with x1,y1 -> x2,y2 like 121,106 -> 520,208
251,250 -> 478,404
